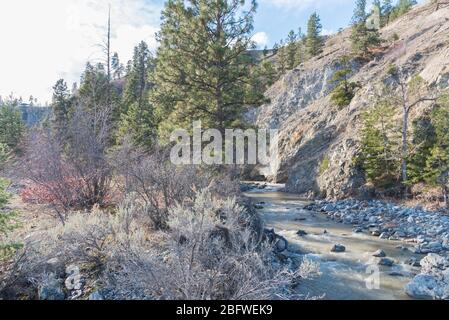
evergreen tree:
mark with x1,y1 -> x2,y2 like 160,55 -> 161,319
118,41 -> 156,148
424,96 -> 449,207
330,56 -> 360,108
407,114 -> 436,185
276,40 -> 287,75
0,178 -> 21,260
381,0 -> 393,26
359,96 -> 400,188
0,102 -> 25,150
112,52 -> 125,80
294,28 -> 305,66
395,0 -> 417,16
78,62 -> 110,113
51,79 -> 72,139
151,0 -> 261,138
0,143 -> 10,171
350,0 -> 381,57
286,30 -> 298,70
306,12 -> 324,57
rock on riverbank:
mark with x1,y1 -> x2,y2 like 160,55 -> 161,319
305,199 -> 449,254
405,254 -> 449,300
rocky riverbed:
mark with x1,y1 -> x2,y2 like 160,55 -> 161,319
305,199 -> 449,255
244,183 -> 449,300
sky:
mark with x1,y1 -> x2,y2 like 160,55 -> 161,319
0,0 -> 424,104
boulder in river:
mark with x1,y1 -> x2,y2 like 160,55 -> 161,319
377,257 -> 394,267
296,230 -> 308,237
331,244 -> 346,253
372,249 -> 386,258
405,254 -> 449,300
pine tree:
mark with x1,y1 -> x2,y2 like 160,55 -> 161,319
350,0 -> 381,57
277,40 -> 287,75
0,178 -> 21,260
330,57 -> 360,108
294,28 -> 305,66
151,0 -> 261,138
0,102 -> 25,150
359,95 -> 400,188
306,12 -> 323,57
78,62 -> 110,113
52,79 -> 72,139
118,41 -> 156,148
111,52 -> 125,80
286,30 -> 298,70
407,114 -> 436,185
396,0 -> 417,16
0,143 -> 10,171
381,0 -> 393,26
424,96 -> 449,207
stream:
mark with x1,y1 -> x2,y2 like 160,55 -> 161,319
244,183 -> 424,300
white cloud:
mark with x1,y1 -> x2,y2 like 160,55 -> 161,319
322,29 -> 336,36
0,0 -> 162,104
261,0 -> 352,10
252,32 -> 269,48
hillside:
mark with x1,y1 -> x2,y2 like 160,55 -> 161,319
251,0 -> 449,199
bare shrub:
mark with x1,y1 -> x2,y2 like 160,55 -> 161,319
19,103 -> 115,222
1,188 -> 319,300
112,140 -> 240,230
104,190 -> 320,300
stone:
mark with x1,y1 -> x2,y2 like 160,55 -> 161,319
331,244 -> 346,253
89,291 -> 104,301
38,274 -> 65,301
379,232 -> 390,239
377,257 -> 394,267
420,253 -> 449,271
407,257 -> 421,267
405,274 -> 438,299
372,249 -> 386,258
296,230 -> 308,237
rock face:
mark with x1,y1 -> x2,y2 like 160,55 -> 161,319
18,104 -> 51,126
251,2 -> 449,199
405,254 -> 449,300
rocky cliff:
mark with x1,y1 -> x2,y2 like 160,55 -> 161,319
19,105 -> 51,126
252,1 -> 449,199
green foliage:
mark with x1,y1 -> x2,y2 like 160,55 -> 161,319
407,114 -> 436,184
0,102 -> 25,150
0,178 -> 22,260
0,143 -> 11,170
422,97 -> 449,205
358,99 -> 400,188
151,0 -> 261,140
286,30 -> 298,70
330,57 -> 360,108
111,52 -> 125,80
118,41 -> 156,148
52,79 -> 73,140
306,12 -> 324,57
350,0 -> 382,57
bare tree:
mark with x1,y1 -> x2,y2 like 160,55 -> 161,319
21,101 -> 114,223
389,66 -> 438,197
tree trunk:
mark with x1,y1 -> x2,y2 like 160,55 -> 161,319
401,106 -> 409,198
444,185 -> 448,209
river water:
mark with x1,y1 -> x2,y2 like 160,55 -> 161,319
244,183 -> 424,300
